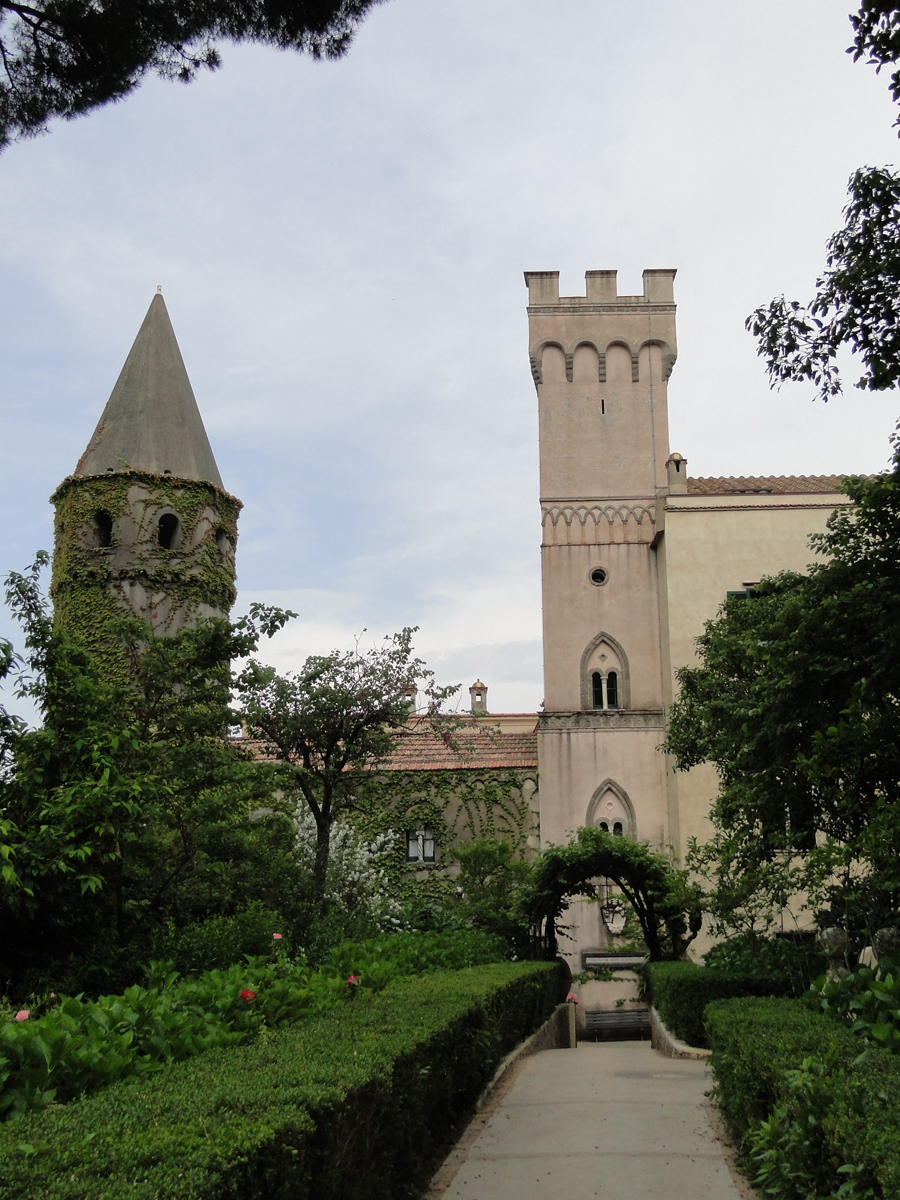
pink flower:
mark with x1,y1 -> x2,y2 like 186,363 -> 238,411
566,992 -> 580,1005
15,1009 -> 29,1021
273,933 -> 283,940
347,975 -> 359,986
240,989 -> 256,1003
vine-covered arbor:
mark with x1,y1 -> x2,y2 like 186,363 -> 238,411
522,826 -> 703,961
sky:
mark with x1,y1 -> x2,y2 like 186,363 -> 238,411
1,0 -> 899,718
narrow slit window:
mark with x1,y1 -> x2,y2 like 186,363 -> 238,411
592,671 -> 603,710
601,397 -> 606,415
158,513 -> 179,550
606,672 -> 618,709
94,511 -> 113,548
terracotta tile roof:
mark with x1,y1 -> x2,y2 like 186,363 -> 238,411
687,474 -> 854,496
230,717 -> 538,774
380,721 -> 538,772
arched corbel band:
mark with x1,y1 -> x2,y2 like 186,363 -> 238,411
579,630 -> 631,712
529,337 -> 677,387
586,779 -> 637,838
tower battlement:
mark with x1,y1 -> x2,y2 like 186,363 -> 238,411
526,266 -> 676,503
524,268 -> 677,309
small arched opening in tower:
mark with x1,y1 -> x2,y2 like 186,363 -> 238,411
591,669 -> 619,710
93,510 -> 113,548
598,820 -> 624,836
158,513 -> 180,550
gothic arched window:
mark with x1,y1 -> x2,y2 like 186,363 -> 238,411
587,781 -> 636,839
590,668 -> 620,711
581,632 -> 630,711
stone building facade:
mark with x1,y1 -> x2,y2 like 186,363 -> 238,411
526,268 -> 851,965
48,282 -> 855,960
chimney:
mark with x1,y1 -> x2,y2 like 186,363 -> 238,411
666,453 -> 688,495
469,680 -> 488,714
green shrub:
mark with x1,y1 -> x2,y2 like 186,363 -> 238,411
0,927 -> 512,1119
704,932 -> 826,994
0,956 -> 351,1118
813,954 -> 900,1052
153,902 -> 285,975
0,961 -> 562,1200
644,960 -> 793,1048
325,927 -> 510,980
705,997 -> 858,1146
706,996 -> 900,1199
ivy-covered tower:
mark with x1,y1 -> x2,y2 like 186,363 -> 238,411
50,292 -> 241,678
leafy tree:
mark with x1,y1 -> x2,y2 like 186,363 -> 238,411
851,2 -> 900,119
0,554 -> 297,994
665,460 -> 900,934
237,628 -> 457,912
747,166 -> 900,402
747,6 -> 900,404
0,0 -> 383,150
449,837 -> 532,953
520,825 -> 703,962
716,3 -> 900,938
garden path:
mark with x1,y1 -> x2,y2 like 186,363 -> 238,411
429,1041 -> 751,1200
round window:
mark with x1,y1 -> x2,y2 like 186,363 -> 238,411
589,566 -> 609,587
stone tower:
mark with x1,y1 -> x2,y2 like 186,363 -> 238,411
50,293 -> 241,679
525,268 -> 677,962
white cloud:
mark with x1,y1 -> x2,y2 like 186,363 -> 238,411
1,0 -> 898,719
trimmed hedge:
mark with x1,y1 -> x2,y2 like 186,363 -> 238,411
0,960 -> 562,1199
643,960 -> 793,1048
706,996 -> 900,1198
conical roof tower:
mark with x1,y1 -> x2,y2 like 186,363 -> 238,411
51,294 -> 242,679
75,292 -> 224,487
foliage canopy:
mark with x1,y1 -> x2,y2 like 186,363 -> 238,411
0,554 -> 298,993
237,629 -> 457,909
747,6 -> 900,403
0,0 -> 382,149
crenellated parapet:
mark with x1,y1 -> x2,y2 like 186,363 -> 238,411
526,267 -> 676,504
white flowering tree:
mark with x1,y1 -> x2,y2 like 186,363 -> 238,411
293,809 -> 401,936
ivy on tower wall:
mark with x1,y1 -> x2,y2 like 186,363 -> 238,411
50,470 -> 241,681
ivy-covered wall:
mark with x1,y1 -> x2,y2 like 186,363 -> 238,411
51,470 -> 241,681
350,767 -> 540,904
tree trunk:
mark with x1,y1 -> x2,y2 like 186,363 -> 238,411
313,815 -> 330,908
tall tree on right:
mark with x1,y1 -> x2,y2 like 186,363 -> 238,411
747,4 -> 900,405
681,4 -> 900,938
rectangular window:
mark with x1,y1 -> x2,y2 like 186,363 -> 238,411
406,828 -> 436,863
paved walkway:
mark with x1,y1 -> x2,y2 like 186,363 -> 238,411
431,1041 -> 749,1200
